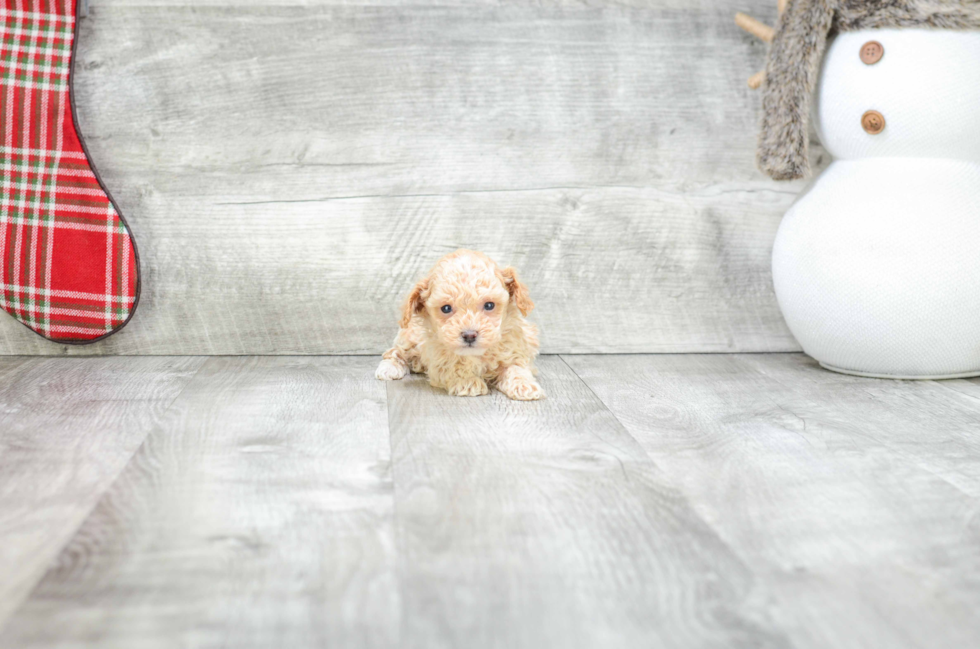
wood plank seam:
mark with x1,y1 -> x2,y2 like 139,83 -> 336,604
0,357 -> 212,635
382,380 -> 411,649
557,354 -> 663,468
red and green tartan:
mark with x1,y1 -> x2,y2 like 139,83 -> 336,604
1,0 -> 138,343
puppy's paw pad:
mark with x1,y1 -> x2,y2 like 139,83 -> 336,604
503,380 -> 546,401
376,359 -> 408,381
447,379 -> 489,397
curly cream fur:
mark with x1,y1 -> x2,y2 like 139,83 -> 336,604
376,250 -> 544,401
759,0 -> 980,180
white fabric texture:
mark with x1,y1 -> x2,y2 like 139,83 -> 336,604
814,29 -> 980,162
774,158 -> 980,378
775,28 -> 980,378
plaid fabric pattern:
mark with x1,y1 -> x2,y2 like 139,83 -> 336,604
1,0 -> 137,343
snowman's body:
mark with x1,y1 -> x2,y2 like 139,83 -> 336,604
772,29 -> 980,378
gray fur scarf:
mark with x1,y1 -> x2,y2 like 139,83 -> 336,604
758,0 -> 980,180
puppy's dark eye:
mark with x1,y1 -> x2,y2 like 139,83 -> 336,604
441,305 -> 453,314
484,302 -> 495,311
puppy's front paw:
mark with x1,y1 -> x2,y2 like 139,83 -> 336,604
376,358 -> 408,381
497,366 -> 546,401
446,377 -> 490,397
501,378 -> 545,401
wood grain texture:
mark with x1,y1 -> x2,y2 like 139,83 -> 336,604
0,0 -> 822,355
0,356 -> 205,630
386,356 -> 788,649
3,354 -> 980,646
563,353 -> 980,649
0,357 -> 397,649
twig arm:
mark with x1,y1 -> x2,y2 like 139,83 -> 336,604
735,12 -> 775,43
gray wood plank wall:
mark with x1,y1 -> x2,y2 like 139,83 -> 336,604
0,0 -> 825,355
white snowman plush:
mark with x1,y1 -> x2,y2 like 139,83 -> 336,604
743,0 -> 980,379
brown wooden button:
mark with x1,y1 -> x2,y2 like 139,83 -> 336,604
861,110 -> 886,134
860,40 -> 884,64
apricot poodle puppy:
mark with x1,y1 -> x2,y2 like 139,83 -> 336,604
376,250 -> 544,400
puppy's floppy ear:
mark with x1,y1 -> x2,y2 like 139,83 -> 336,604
501,267 -> 533,316
399,277 -> 430,328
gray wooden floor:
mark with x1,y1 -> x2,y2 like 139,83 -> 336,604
1,354 -> 978,648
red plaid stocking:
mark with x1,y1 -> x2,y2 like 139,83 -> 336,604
1,0 -> 139,343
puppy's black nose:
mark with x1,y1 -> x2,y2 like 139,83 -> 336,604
462,331 -> 478,344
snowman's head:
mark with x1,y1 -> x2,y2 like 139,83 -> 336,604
756,0 -> 980,180
813,29 -> 980,164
